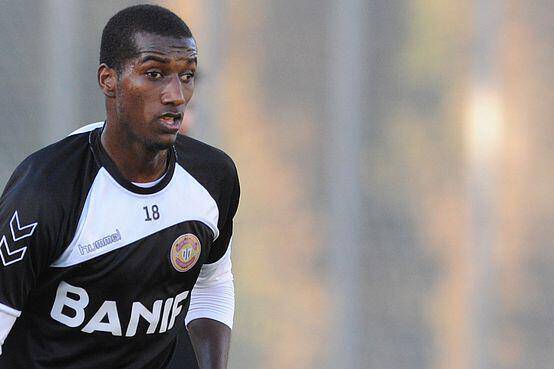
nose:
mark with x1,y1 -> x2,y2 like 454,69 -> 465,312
161,75 -> 186,106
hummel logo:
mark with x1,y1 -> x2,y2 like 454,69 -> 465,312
78,229 -> 122,255
0,211 -> 38,266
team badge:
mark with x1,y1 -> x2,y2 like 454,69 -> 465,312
170,233 -> 201,272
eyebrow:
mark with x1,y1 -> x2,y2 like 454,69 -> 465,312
140,54 -> 197,65
140,54 -> 169,64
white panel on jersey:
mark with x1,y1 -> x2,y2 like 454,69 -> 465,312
0,302 -> 21,318
0,310 -> 17,356
51,165 -> 219,268
69,121 -> 104,136
0,303 -> 19,356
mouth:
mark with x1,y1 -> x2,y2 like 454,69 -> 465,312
158,112 -> 183,132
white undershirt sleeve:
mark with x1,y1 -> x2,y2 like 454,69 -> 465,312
185,241 -> 235,329
0,303 -> 20,356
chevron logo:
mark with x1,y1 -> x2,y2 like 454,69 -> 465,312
0,211 -> 37,267
10,211 -> 38,242
0,235 -> 27,266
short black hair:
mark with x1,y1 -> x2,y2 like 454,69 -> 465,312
100,4 -> 193,72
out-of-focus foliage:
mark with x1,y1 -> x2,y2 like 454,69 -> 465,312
0,1 -> 551,369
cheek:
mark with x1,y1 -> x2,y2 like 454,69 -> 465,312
117,92 -> 140,119
135,85 -> 163,115
184,84 -> 195,101
118,85 -> 158,118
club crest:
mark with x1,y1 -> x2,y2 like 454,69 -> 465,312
170,233 -> 201,272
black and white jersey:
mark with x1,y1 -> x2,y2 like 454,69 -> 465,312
0,123 -> 239,369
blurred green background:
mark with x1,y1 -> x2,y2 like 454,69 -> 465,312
0,1 -> 552,368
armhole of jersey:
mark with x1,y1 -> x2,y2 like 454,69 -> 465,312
195,241 -> 233,286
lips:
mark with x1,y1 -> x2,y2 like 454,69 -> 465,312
158,111 -> 183,132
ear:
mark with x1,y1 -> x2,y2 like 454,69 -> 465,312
98,64 -> 117,98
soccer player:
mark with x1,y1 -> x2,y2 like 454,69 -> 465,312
0,5 -> 239,369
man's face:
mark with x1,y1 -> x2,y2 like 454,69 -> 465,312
114,32 -> 197,150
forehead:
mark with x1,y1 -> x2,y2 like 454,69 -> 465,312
133,32 -> 197,60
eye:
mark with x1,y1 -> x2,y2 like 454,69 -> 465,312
179,72 -> 195,84
146,71 -> 163,80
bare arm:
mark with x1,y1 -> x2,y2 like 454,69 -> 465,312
185,246 -> 235,369
187,318 -> 231,369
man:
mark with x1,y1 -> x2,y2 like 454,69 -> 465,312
0,4 -> 238,369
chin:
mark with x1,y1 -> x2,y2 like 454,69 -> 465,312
145,136 -> 177,152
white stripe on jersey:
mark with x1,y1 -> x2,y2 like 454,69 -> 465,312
69,121 -> 104,136
0,303 -> 19,356
51,165 -> 219,268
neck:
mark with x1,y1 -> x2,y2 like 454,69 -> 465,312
100,122 -> 169,183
